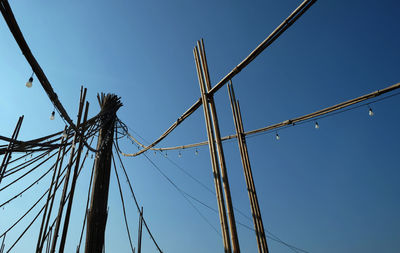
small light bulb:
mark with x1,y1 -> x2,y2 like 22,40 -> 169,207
26,77 -> 33,88
369,108 -> 374,116
154,151 -> 157,155
91,154 -> 93,159
195,149 -> 198,156
315,122 -> 319,129
165,152 -> 168,157
72,143 -> 76,149
50,111 -> 55,120
62,131 -> 67,138
178,152 -> 182,158
275,133 -> 280,140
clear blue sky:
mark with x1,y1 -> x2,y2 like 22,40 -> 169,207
0,0 -> 399,252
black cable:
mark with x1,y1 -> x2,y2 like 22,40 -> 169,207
111,153 -> 135,253
142,152 -> 220,235
4,150 -> 51,178
113,141 -> 163,253
118,122 -> 310,253
76,156 -> 96,252
0,150 -> 58,192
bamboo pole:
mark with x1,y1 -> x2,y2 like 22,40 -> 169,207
236,101 -> 268,252
198,39 -> 240,253
50,88 -> 86,253
228,83 -> 262,252
59,101 -> 89,253
194,46 -> 232,253
228,82 -> 268,252
39,133 -> 69,251
36,126 -> 68,252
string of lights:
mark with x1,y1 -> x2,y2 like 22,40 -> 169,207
120,83 -> 400,152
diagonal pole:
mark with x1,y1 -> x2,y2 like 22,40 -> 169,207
228,82 -> 269,253
0,116 -> 23,185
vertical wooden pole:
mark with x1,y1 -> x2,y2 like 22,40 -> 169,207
194,46 -> 232,253
85,94 -> 122,253
228,82 -> 269,253
137,207 -> 143,253
0,116 -> 23,185
198,39 -> 241,253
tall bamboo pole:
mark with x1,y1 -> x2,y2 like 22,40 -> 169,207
59,101 -> 89,253
50,87 -> 86,253
194,46 -> 232,252
40,132 -> 69,251
198,39 -> 240,252
36,126 -> 68,252
85,94 -> 122,253
228,82 -> 269,252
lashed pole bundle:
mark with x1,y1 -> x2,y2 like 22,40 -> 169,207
85,94 -> 122,253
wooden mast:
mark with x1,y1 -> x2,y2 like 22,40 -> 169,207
84,93 -> 121,253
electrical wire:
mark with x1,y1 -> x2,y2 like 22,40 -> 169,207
113,142 -> 163,253
111,154 -> 135,253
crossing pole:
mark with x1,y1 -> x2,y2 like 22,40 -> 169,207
85,93 -> 122,253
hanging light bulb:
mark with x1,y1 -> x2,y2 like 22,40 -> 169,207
275,133 -> 280,140
164,152 -> 168,158
315,122 -> 319,129
195,149 -> 198,156
50,111 -> 55,120
91,154 -> 93,159
26,76 -> 33,88
368,107 -> 374,116
178,151 -> 182,158
62,130 -> 67,138
154,151 -> 157,155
